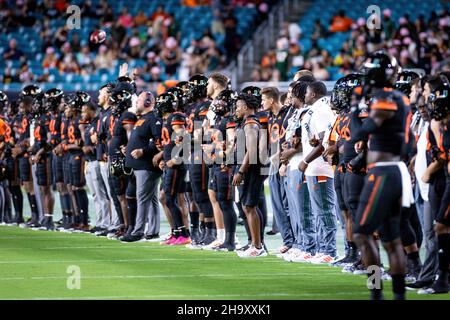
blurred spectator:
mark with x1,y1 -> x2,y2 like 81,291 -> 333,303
3,39 -> 25,61
101,7 -> 114,26
94,45 -> 114,69
59,52 -> 80,74
329,10 -> 353,33
212,9 -> 225,35
2,67 -> 18,84
54,26 -> 69,49
223,8 -> 240,63
126,37 -> 142,59
134,10 -> 148,26
275,37 -> 289,80
118,8 -> 133,28
382,9 -> 396,39
70,33 -> 81,53
77,46 -> 95,73
18,62 -> 34,83
311,19 -> 327,43
160,37 -> 181,77
151,5 -> 169,23
42,47 -> 59,69
37,69 -> 50,83
110,20 -> 127,48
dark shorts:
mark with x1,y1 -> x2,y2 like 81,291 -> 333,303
343,171 -> 366,220
36,153 -> 53,186
208,166 -> 220,192
62,154 -> 71,184
436,177 -> 450,226
190,162 -> 210,203
238,165 -> 265,208
163,167 -> 186,196
354,165 -> 402,242
68,153 -> 86,187
52,154 -> 64,183
19,156 -> 32,182
216,166 -> 234,201
126,173 -> 136,198
334,168 -> 347,211
5,156 -> 19,182
109,174 -> 128,196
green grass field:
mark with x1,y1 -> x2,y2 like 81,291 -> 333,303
0,224 -> 448,300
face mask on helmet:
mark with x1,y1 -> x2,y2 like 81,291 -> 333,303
241,86 -> 262,106
110,90 -> 132,116
188,74 -> 208,100
166,87 -> 186,111
395,70 -> 420,95
31,93 -> 45,118
64,93 -> 84,113
211,89 -> 237,116
362,51 -> 399,88
21,84 -> 42,99
155,93 -> 177,118
331,73 -> 363,112
0,91 -> 8,112
44,88 -> 64,112
117,76 -> 137,95
76,91 -> 91,104
428,82 -> 450,121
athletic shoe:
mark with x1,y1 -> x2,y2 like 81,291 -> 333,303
417,280 -> 449,294
36,217 -> 55,231
160,235 -> 177,245
201,240 -> 222,251
236,242 -> 251,253
291,251 -> 315,263
266,230 -> 279,236
107,228 -> 125,239
170,236 -> 191,246
381,268 -> 392,281
214,242 -> 236,252
308,253 -> 324,264
120,234 -> 143,243
406,280 -> 434,290
144,234 -> 160,242
22,219 -> 41,229
310,254 -> 336,264
160,232 -> 173,241
7,217 -> 24,226
342,260 -> 361,273
96,228 -> 114,237
190,228 -> 200,243
283,248 -> 303,262
89,226 -> 103,234
353,262 -> 368,275
272,245 -> 291,255
237,245 -> 268,258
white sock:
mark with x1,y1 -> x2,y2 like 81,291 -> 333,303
217,229 -> 225,242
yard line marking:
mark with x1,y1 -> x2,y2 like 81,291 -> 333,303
26,273 -> 343,280
3,292 -> 361,300
0,257 -> 336,265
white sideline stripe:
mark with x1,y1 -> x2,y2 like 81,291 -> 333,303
6,292 -> 359,300
0,257 -> 336,265
0,272 -> 343,281
0,258 -> 294,264
0,246 -> 178,250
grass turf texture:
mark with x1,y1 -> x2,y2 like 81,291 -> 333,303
0,226 -> 448,300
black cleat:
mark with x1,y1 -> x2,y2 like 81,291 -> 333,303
266,230 -> 279,236
119,234 -> 143,243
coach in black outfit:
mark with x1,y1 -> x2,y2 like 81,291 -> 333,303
121,91 -> 163,242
